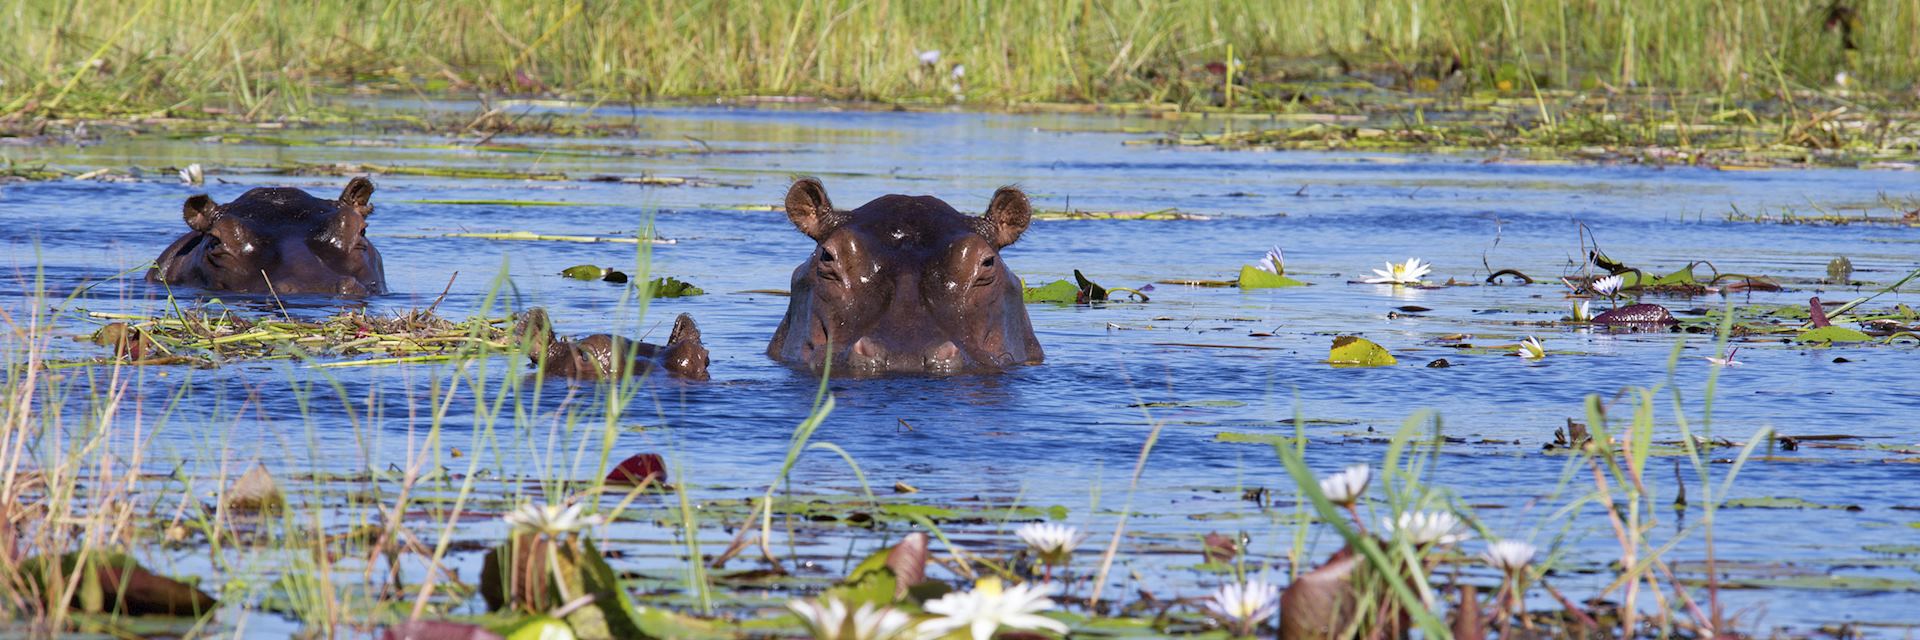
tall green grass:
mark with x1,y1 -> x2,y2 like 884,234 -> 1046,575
1,0 -> 1910,118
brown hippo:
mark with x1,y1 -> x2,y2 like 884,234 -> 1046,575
768,178 -> 1043,375
148,177 -> 385,296
513,308 -> 710,381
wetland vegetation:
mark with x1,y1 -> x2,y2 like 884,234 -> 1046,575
4,2 -> 1920,639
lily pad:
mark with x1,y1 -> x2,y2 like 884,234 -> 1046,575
1238,265 -> 1308,289
1722,496 -> 1859,510
641,277 -> 704,298
560,265 -> 629,283
1796,326 -> 1872,344
1326,336 -> 1396,367
1022,280 -> 1080,303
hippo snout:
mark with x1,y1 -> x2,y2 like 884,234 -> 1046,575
336,277 -> 371,297
847,336 -> 969,373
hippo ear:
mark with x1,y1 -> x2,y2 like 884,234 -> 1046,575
976,186 -> 1032,248
784,177 -> 845,240
669,313 -> 702,346
182,195 -> 218,232
338,177 -> 375,213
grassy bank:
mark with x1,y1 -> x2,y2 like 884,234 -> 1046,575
0,0 -> 1911,119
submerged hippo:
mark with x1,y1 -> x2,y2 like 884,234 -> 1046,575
768,178 -> 1043,375
148,177 -> 385,296
513,308 -> 710,381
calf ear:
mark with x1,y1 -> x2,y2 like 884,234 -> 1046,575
669,313 -> 702,346
784,177 -> 845,240
338,177 -> 375,212
183,195 -> 218,232
977,186 -> 1032,247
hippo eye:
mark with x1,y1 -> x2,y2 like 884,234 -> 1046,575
980,256 -> 996,268
820,249 -> 836,263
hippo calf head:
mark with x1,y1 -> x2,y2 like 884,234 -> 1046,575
767,178 -> 1044,375
148,177 -> 385,296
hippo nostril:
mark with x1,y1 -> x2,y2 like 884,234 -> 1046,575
337,278 -> 369,297
925,341 -> 962,370
852,337 -> 883,359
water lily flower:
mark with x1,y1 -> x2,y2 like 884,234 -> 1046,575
1516,336 -> 1546,360
1255,245 -> 1285,275
789,596 -> 915,640
1704,347 -> 1743,367
951,64 -> 965,80
1316,464 -> 1370,507
917,578 -> 1066,640
1364,257 -> 1431,285
1481,540 -> 1536,574
179,163 -> 204,186
1590,274 -> 1624,296
1201,579 -> 1281,637
1014,522 -> 1085,568
1381,510 -> 1470,546
503,501 -> 603,537
918,50 -> 942,65
1572,300 -> 1592,322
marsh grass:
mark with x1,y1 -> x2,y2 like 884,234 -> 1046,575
1,1 -> 1914,119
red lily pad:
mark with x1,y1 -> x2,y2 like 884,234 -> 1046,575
606,453 -> 667,486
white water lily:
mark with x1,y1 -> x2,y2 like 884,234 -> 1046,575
1316,464 -> 1371,507
1364,257 -> 1431,285
1572,300 -> 1592,322
917,578 -> 1067,640
1481,540 -> 1537,573
788,597 -> 915,640
1516,336 -> 1546,360
503,501 -> 603,537
1201,579 -> 1281,636
1381,510 -> 1470,546
1704,347 -> 1743,367
1254,245 -> 1285,274
918,49 -> 942,65
1590,274 -> 1625,296
1015,522 -> 1085,567
179,163 -> 204,185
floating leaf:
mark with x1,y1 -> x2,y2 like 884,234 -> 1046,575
1022,280 -> 1080,304
21,552 -> 217,617
641,277 -> 704,298
885,533 -> 929,599
1797,326 -> 1872,344
383,621 -> 508,640
1827,257 -> 1853,284
1326,336 -> 1396,367
1237,265 -> 1308,289
1592,303 -> 1677,325
1723,496 -> 1860,510
560,265 -> 608,281
605,453 -> 667,486
1072,269 -> 1108,303
1280,548 -> 1360,640
502,616 -> 575,640
226,463 -> 283,511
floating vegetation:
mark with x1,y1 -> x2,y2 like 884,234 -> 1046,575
71,308 -> 512,368
385,231 -> 677,245
1326,336 -> 1396,367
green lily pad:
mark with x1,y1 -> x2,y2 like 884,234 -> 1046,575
1023,280 -> 1080,303
641,276 -> 704,298
1215,432 -> 1301,446
1723,496 -> 1858,510
504,615 -> 576,640
1237,265 -> 1307,289
1326,336 -> 1396,367
1797,326 -> 1872,344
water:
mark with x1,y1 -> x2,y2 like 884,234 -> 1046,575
4,101 -> 1918,635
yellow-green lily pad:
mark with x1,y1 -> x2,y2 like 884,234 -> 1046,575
1797,326 -> 1872,344
1238,265 -> 1308,289
1327,336 -> 1396,367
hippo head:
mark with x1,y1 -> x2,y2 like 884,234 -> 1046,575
148,177 -> 385,296
767,178 -> 1044,375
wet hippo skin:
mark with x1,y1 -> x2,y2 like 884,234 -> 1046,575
149,177 -> 386,296
767,177 -> 1043,375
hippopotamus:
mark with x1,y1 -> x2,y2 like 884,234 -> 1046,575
513,308 -> 710,381
148,177 -> 385,296
767,178 -> 1044,375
